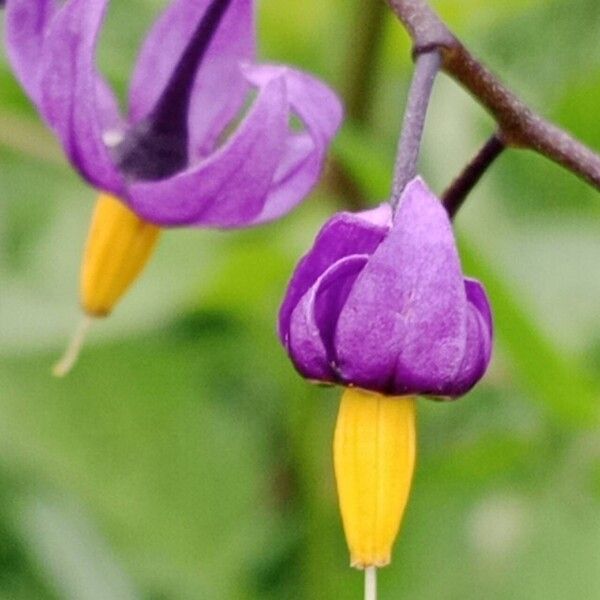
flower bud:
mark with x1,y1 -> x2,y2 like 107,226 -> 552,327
279,178 -> 493,399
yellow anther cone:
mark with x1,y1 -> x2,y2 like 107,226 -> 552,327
333,387 -> 416,569
81,193 -> 160,317
53,194 -> 160,377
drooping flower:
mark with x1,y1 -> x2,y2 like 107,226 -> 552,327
6,0 -> 341,227
280,177 -> 492,397
4,0 -> 342,373
279,177 -> 493,569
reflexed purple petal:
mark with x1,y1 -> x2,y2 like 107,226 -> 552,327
6,0 -> 58,103
95,80 -> 124,135
256,132 -> 314,215
288,255 -> 368,382
335,178 -> 468,395
249,132 -> 318,225
129,0 -> 254,156
243,65 -> 343,225
278,204 -> 392,344
127,75 -> 288,226
37,0 -> 123,193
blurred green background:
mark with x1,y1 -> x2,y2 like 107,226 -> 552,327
2,0 -> 600,598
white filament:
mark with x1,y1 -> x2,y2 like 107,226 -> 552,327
365,567 -> 377,600
52,316 -> 93,377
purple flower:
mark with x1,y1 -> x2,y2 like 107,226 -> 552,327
5,0 -> 342,227
279,177 -> 493,398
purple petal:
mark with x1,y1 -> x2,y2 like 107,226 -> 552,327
242,65 -> 343,225
278,204 -> 392,344
288,255 -> 368,382
37,0 -> 123,194
95,79 -> 124,136
464,277 -> 493,352
436,281 -> 492,398
335,177 -> 469,395
441,278 -> 493,396
126,74 -> 289,226
5,0 -> 58,104
128,0 -> 254,156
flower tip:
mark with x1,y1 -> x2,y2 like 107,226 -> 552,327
351,556 -> 390,570
52,316 -> 93,378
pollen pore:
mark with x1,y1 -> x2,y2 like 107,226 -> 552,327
333,387 -> 416,569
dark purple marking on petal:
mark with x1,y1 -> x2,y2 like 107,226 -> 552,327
126,75 -> 289,226
128,0 -> 253,158
117,0 -> 235,181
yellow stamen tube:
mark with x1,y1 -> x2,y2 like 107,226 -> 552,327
333,387 -> 416,573
80,194 -> 160,317
53,194 -> 160,376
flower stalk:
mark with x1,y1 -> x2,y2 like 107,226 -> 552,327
385,0 -> 600,192
391,50 -> 440,205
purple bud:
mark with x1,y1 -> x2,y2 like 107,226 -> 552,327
279,177 -> 493,398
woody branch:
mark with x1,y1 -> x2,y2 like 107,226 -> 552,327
385,0 -> 600,191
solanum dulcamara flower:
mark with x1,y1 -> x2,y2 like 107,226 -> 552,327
4,0 -> 342,374
279,177 -> 493,569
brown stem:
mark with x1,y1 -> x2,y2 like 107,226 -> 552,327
384,0 -> 600,191
443,134 -> 505,218
385,0 -> 455,50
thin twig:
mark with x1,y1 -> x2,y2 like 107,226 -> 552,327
392,50 -> 441,204
443,133 -> 505,218
384,0 -> 600,191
